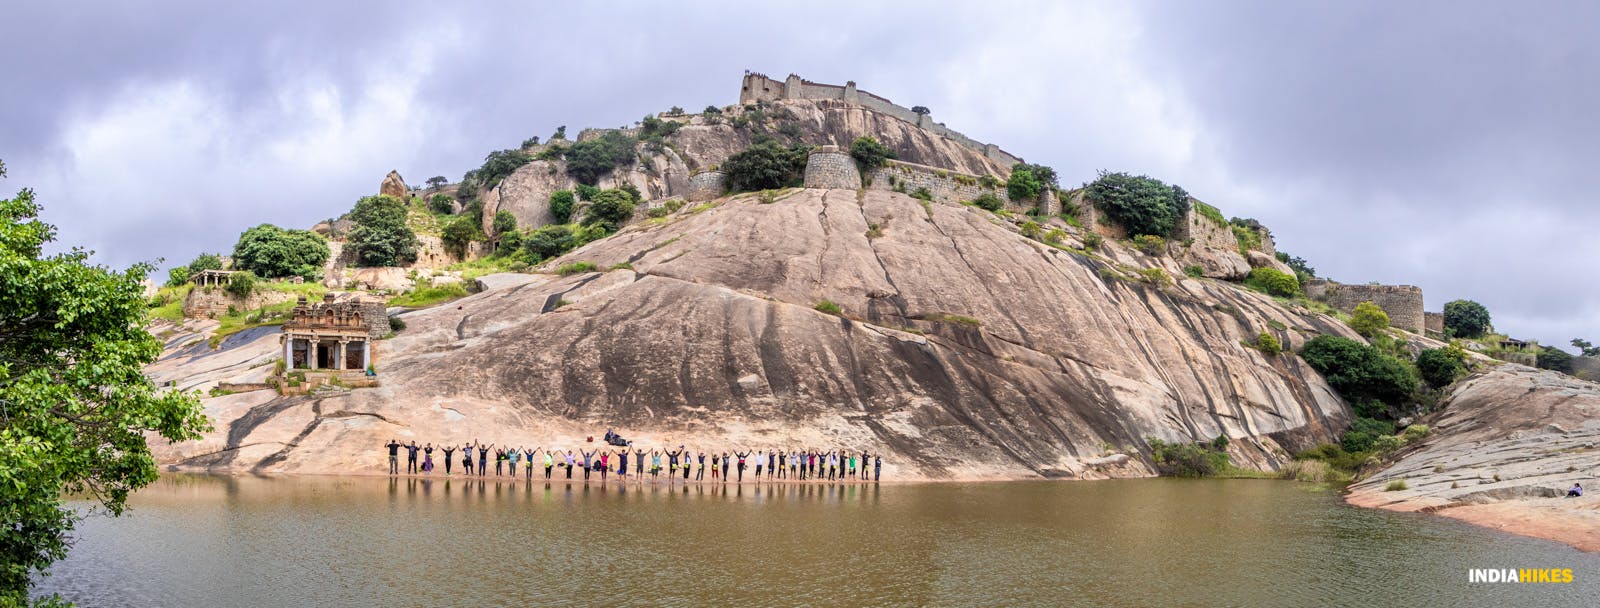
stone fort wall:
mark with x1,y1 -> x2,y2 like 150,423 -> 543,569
687,170 -> 728,202
802,147 -> 861,189
741,72 -> 1021,168
1308,281 -> 1425,332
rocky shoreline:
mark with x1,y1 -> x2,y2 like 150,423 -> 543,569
1345,365 -> 1600,552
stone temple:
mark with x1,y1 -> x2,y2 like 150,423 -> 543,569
280,294 -> 387,372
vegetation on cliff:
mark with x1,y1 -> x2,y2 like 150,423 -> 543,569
724,141 -> 809,192
1082,171 -> 1189,237
1442,299 -> 1491,338
0,161 -> 209,604
348,195 -> 419,267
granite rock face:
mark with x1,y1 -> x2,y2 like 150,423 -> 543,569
379,170 -> 408,200
153,188 -> 1359,480
1346,365 -> 1600,550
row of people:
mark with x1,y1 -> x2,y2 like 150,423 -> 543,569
382,439 -> 884,482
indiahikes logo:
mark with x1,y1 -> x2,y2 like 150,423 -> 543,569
1468,568 -> 1574,583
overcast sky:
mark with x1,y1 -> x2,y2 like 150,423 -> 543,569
4,1 -> 1596,351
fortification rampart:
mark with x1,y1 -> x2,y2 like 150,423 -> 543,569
1572,356 -> 1600,382
1310,281 -> 1425,332
741,71 -> 1021,168
802,146 -> 861,189
1424,312 -> 1445,337
687,170 -> 728,202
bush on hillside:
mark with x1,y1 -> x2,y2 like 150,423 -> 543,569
224,271 -> 256,299
849,136 -> 895,174
441,216 -> 482,259
1147,437 -> 1231,477
1006,162 -> 1058,203
473,149 -> 535,191
1083,171 -> 1189,237
723,141 -> 809,192
1349,301 -> 1390,337
492,210 -> 517,236
1443,299 -> 1491,338
1243,267 -> 1300,297
231,224 -> 330,279
575,184 -> 600,201
1133,234 -> 1166,256
1300,335 -> 1418,407
522,224 -> 578,262
1415,346 -> 1467,388
1536,345 -> 1574,373
548,189 -> 575,223
428,193 -> 455,215
565,131 -> 638,185
1340,416 -> 1397,453
347,195 -> 418,267
970,193 -> 1004,212
581,189 -> 637,233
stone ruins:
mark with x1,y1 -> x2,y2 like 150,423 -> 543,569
279,294 -> 387,372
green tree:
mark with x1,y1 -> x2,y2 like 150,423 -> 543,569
1442,299 -> 1491,338
1007,166 -> 1043,202
230,224 -> 330,279
0,165 -> 208,604
186,253 -> 222,273
425,176 -> 447,189
1573,338 -> 1600,357
165,265 -> 191,287
722,141 -> 809,192
491,210 -> 517,236
970,193 -> 1004,212
225,270 -> 256,298
1083,171 -> 1189,237
1536,346 -> 1574,374
1416,346 -> 1467,388
549,190 -> 576,223
1300,335 -> 1418,408
441,215 -> 481,260
575,184 -> 600,201
582,189 -> 637,233
428,193 -> 455,215
474,149 -> 535,190
348,195 -> 418,267
1349,301 -> 1390,337
849,136 -> 895,174
1275,251 -> 1316,285
565,131 -> 638,185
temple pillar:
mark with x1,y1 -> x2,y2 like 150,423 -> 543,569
283,335 -> 293,369
362,341 -> 371,371
335,341 -> 346,370
309,339 -> 319,370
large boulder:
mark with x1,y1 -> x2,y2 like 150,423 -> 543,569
482,160 -> 568,233
348,267 -> 412,292
380,170 -> 408,200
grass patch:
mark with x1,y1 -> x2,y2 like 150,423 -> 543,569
813,300 -> 843,316
207,299 -> 300,348
147,284 -> 192,322
1193,201 -> 1226,225
924,313 -> 981,327
446,256 -> 521,281
556,261 -> 599,276
610,262 -> 634,270
1384,479 -> 1408,492
389,282 -> 470,308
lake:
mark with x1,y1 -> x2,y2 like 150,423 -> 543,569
35,475 -> 1599,607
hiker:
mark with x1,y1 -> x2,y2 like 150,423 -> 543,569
507,446 -> 520,478
650,450 -> 663,479
421,449 -> 434,474
753,450 -> 763,480
405,441 -> 420,474
462,443 -> 475,476
581,449 -> 597,480
721,453 -> 731,482
635,447 -> 646,476
544,449 -> 555,480
874,453 -> 882,482
477,442 -> 491,477
525,446 -> 539,480
599,451 -> 610,481
385,439 -> 402,475
563,450 -> 575,479
442,444 -> 455,476
1568,483 -> 1583,498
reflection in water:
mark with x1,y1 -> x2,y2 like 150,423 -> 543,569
36,476 -> 1600,608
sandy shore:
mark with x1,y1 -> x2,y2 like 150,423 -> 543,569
1347,488 -> 1600,553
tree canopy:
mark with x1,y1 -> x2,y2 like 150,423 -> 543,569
1349,301 -> 1390,337
347,195 -> 418,267
565,131 -> 638,185
582,189 -> 638,233
1442,299 -> 1491,338
231,224 -> 329,279
849,136 -> 895,174
549,190 -> 575,224
1083,170 -> 1189,237
1300,335 -> 1418,407
723,142 -> 808,192
0,163 -> 208,603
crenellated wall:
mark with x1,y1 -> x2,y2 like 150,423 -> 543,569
741,71 -> 1022,168
1309,280 -> 1426,332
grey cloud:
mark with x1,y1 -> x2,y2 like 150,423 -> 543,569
2,1 -> 1594,350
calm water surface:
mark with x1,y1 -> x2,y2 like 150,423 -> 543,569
36,475 -> 1599,607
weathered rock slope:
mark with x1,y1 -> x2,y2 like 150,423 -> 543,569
1348,365 -> 1600,551
153,187 -> 1360,479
